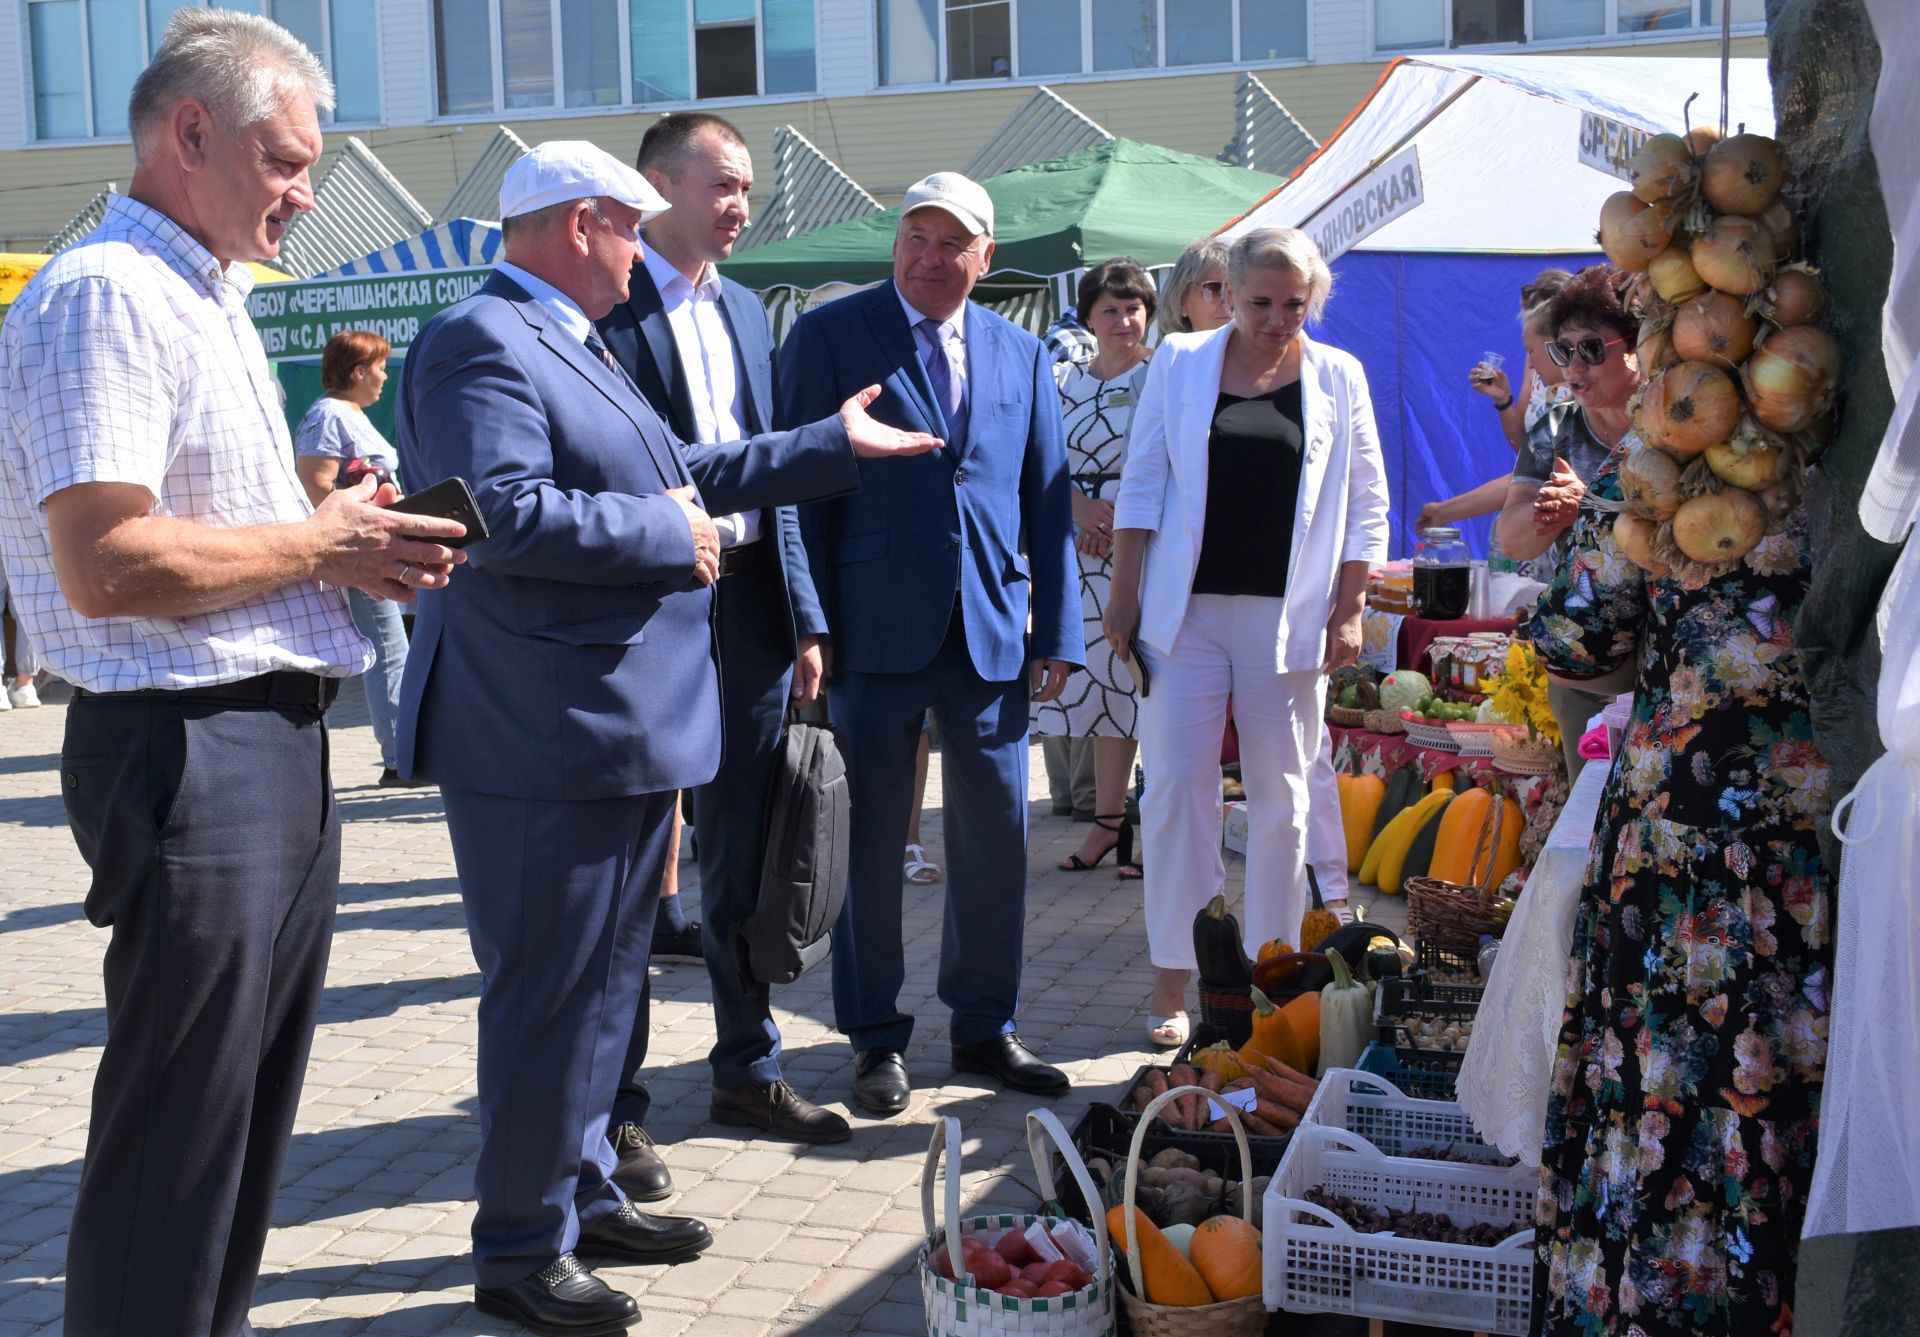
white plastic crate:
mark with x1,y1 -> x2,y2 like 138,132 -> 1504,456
1305,1068 -> 1521,1172
1262,1124 -> 1536,1334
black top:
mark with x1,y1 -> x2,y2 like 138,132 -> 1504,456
1514,402 -> 1611,486
1191,381 -> 1304,599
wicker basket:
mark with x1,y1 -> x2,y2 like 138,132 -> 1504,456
1326,704 -> 1368,728
918,1110 -> 1118,1336
1404,786 -> 1513,953
1362,708 -> 1407,735
1195,983 -> 1253,1048
1489,725 -> 1559,775
1115,1086 -> 1268,1337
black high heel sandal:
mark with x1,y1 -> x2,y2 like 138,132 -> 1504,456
1059,813 -> 1131,871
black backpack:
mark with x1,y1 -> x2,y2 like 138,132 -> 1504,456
738,706 -> 850,985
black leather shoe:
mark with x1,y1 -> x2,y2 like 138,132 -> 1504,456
851,1048 -> 911,1116
649,917 -> 704,964
474,1253 -> 638,1337
606,1123 -> 672,1203
712,1080 -> 852,1144
576,1200 -> 713,1266
951,1034 -> 1070,1096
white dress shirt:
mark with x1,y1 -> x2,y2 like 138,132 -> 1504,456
0,194 -> 368,691
642,246 -> 761,548
898,286 -> 969,411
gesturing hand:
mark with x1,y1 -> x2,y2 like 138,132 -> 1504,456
311,474 -> 467,603
1533,457 -> 1585,535
666,485 -> 721,586
840,385 -> 944,459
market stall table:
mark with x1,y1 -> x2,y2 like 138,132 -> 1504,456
1327,722 -> 1560,825
1396,615 -> 1515,677
1452,755 -> 1609,1164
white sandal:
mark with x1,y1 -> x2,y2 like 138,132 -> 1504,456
904,843 -> 943,885
1146,1012 -> 1190,1049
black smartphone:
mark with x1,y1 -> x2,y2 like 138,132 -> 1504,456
1125,638 -> 1152,698
387,476 -> 490,549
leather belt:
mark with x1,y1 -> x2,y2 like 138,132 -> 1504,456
718,542 -> 766,578
77,670 -> 341,712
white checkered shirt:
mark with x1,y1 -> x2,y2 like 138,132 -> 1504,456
0,195 -> 369,691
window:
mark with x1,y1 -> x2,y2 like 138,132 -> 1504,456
25,0 -> 379,140
1376,0 -> 1762,50
435,0 -> 815,113
879,0 -> 1299,85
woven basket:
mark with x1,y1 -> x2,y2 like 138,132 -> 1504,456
1326,704 -> 1368,728
1405,787 -> 1512,953
918,1111 -> 1117,1336
1195,984 -> 1253,1047
1489,726 -> 1559,776
1362,708 -> 1407,735
1115,1085 -> 1269,1336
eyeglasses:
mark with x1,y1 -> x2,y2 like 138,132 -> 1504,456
1196,280 -> 1228,303
1545,335 -> 1627,368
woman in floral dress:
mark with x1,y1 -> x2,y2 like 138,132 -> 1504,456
1524,428 -> 1833,1334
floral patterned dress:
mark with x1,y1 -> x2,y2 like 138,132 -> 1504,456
1523,441 -> 1833,1337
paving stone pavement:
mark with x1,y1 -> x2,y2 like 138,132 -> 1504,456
0,677 -> 1406,1335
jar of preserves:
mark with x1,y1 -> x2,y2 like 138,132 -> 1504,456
1412,527 -> 1471,620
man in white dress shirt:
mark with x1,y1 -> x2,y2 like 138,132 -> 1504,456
595,114 -> 853,1160
0,12 -> 465,1333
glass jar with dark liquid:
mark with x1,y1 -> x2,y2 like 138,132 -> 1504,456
1413,526 -> 1471,620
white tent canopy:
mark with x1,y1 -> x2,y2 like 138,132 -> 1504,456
1222,54 -> 1777,255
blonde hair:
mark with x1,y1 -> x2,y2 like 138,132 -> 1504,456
1226,227 -> 1334,321
130,9 -> 333,166
1158,237 -> 1229,336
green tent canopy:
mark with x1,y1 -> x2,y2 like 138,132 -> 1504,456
719,138 -> 1287,299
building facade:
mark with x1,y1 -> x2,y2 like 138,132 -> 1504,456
0,0 -> 1764,247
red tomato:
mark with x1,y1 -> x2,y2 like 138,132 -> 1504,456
997,1279 -> 1038,1299
994,1231 -> 1037,1266
929,1250 -> 954,1280
970,1252 -> 1013,1289
1042,1259 -> 1086,1288
1034,1281 -> 1074,1297
1019,1261 -> 1051,1285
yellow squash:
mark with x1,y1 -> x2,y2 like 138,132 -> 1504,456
1339,773 -> 1387,871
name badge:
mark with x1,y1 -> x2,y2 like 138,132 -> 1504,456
1107,390 -> 1133,408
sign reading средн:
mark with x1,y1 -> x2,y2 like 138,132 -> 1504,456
247,268 -> 491,358
1578,111 -> 1650,182
1303,145 -> 1424,264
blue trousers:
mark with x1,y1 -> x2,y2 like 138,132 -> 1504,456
347,588 -> 408,770
829,610 -> 1030,1052
442,785 -> 675,1288
61,693 -> 339,1337
613,561 -> 792,1123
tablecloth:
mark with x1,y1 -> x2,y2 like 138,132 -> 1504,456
1453,756 -> 1610,1166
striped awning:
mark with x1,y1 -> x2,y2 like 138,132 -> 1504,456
323,218 -> 504,278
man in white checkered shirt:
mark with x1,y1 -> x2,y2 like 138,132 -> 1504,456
0,12 -> 465,1335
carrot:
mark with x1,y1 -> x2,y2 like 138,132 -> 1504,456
1256,1057 -> 1318,1113
1137,1068 -> 1169,1112
1168,1064 -> 1200,1128
1242,1111 -> 1287,1137
1255,1096 -> 1302,1129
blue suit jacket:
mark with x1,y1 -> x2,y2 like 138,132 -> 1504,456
595,261 -> 824,648
394,271 -> 857,801
776,281 -> 1079,681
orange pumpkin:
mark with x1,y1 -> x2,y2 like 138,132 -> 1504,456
1188,1215 -> 1263,1301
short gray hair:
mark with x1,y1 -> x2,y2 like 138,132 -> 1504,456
1157,237 -> 1228,336
130,9 -> 334,166
1226,227 -> 1334,322
500,196 -> 605,242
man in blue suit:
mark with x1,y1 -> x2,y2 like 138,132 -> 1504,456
396,142 -> 937,1335
595,113 -> 851,1158
778,172 -> 1081,1116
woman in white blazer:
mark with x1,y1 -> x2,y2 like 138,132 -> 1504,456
1104,227 -> 1390,1032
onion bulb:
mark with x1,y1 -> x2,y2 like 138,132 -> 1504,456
1672,489 -> 1768,566
1702,133 -> 1786,215
1637,317 -> 1680,374
1756,198 -> 1798,259
1671,291 -> 1760,367
1647,245 -> 1708,305
1630,134 -> 1699,205
1598,192 -> 1674,273
1744,326 -> 1842,433
1762,266 -> 1829,329
1691,215 -> 1777,296
1705,439 -> 1792,490
1618,443 -> 1686,520
1638,361 -> 1742,457
1685,125 -> 1722,155
1613,511 -> 1671,578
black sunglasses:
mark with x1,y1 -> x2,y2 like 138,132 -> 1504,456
1545,335 -> 1627,368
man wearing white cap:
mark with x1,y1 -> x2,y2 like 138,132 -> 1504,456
778,172 -> 1081,1116
394,140 -> 939,1334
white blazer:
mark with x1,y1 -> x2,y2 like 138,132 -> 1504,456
1113,327 -> 1391,672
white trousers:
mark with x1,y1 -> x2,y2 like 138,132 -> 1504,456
1137,593 -> 1326,967
1308,729 -> 1349,903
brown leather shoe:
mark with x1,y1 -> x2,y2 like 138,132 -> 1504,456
606,1122 -> 672,1202
711,1080 -> 852,1144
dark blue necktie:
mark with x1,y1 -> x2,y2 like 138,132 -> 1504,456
584,332 -> 619,372
918,317 -> 967,444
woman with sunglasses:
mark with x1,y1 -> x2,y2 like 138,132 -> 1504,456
1494,266 -> 1640,776
1158,238 -> 1230,337
1520,270 -> 1833,1337
1104,227 -> 1388,1037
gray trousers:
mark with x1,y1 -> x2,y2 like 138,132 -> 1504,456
1041,734 -> 1096,814
1547,678 -> 1611,782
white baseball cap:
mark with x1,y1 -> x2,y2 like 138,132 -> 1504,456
499,141 -> 671,223
900,172 -> 994,237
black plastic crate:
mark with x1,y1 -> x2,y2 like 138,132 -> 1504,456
1050,1102 -> 1288,1228
1373,974 -> 1480,1051
1416,936 -> 1480,979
